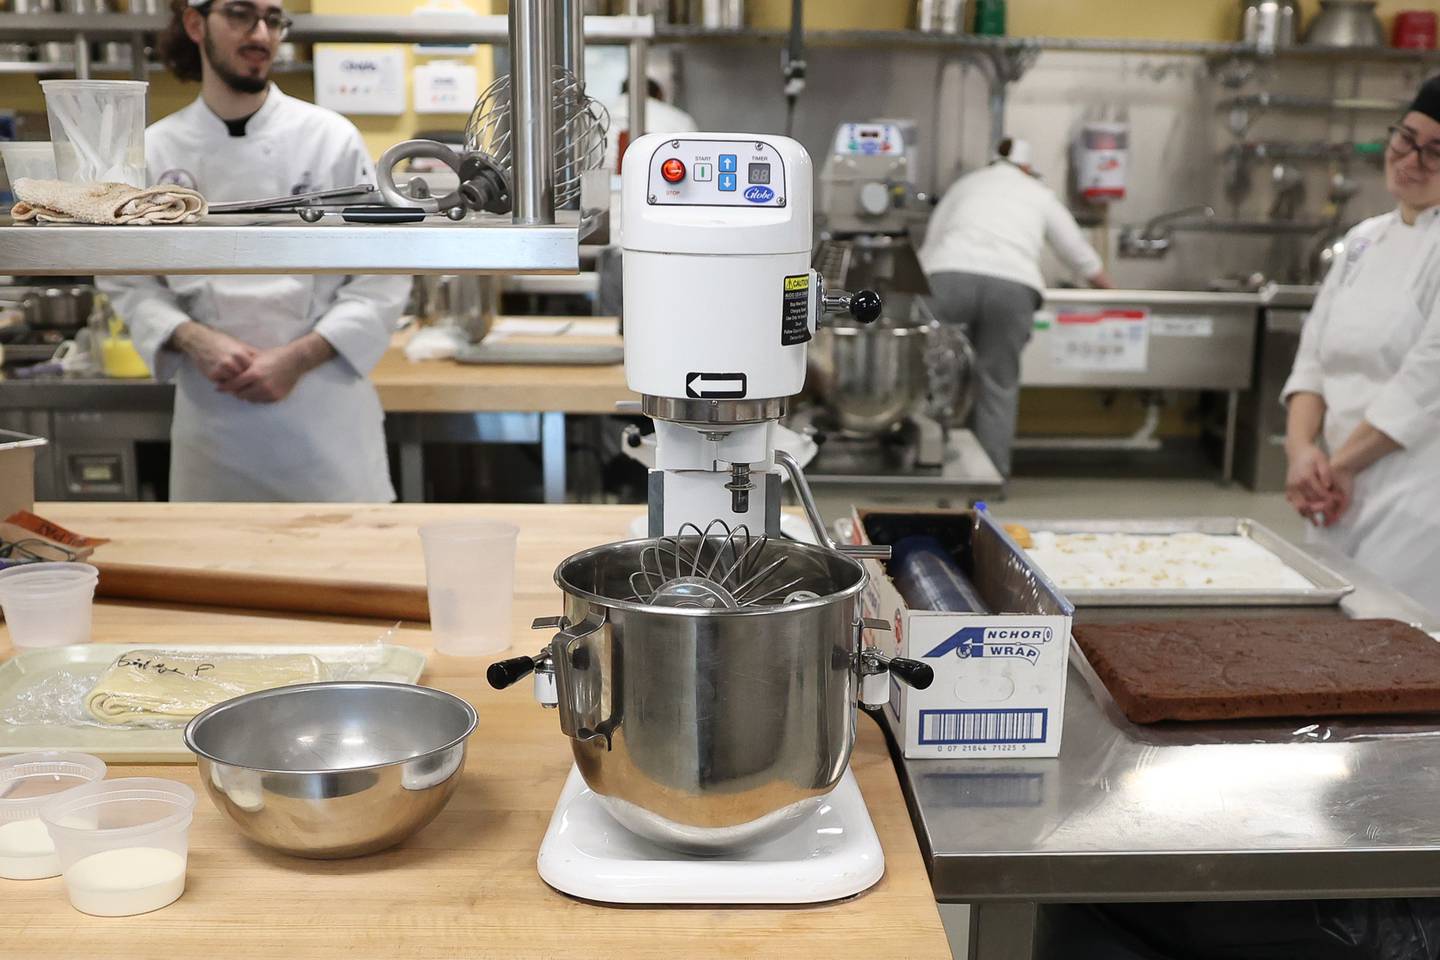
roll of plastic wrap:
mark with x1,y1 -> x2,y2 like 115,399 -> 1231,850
890,535 -> 990,614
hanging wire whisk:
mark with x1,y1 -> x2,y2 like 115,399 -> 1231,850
463,66 -> 610,211
627,520 -> 813,610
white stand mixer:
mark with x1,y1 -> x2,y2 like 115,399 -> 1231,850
492,132 -> 928,906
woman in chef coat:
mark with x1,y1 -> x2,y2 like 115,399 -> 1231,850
100,0 -> 409,502
1283,75 -> 1440,616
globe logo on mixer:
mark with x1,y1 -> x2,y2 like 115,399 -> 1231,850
744,185 -> 774,203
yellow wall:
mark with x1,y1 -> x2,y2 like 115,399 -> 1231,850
311,0 -> 496,160
748,0 -> 1440,39
0,0 -> 492,161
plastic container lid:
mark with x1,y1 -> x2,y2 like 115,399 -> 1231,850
39,79 -> 149,92
0,751 -> 107,823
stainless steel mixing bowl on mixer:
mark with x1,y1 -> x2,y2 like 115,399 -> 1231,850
488,525 -> 933,854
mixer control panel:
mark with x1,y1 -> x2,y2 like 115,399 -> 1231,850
645,139 -> 788,208
831,123 -> 904,157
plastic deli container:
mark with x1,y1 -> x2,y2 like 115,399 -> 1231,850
40,80 -> 147,187
41,777 -> 196,916
0,752 -> 107,880
419,520 -> 519,656
0,141 -> 58,184
0,561 -> 99,650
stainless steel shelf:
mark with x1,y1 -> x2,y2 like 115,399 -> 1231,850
1220,92 -> 1407,112
0,59 -> 311,76
0,12 -> 653,44
0,212 -> 590,276
654,25 -> 1250,56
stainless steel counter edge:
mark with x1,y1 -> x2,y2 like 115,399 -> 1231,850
886,538 -> 1440,904
1041,285 -> 1320,309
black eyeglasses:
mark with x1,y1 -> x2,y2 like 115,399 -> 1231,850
201,1 -> 292,39
0,538 -> 79,564
1388,124 -> 1440,173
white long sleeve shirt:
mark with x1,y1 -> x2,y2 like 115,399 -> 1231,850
918,162 -> 1104,294
99,87 -> 411,502
1282,207 -> 1440,615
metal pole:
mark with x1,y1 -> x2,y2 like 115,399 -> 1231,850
627,42 -> 647,142
626,0 -> 646,142
129,31 -> 146,82
509,0 -> 555,225
73,31 -> 90,79
552,0 -> 583,210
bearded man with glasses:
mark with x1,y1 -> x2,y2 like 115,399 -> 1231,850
96,0 -> 410,502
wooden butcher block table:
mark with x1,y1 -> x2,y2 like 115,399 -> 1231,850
3,503 -> 949,960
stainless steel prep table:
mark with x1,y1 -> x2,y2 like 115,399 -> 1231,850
884,540 -> 1440,960
1021,289 -> 1263,482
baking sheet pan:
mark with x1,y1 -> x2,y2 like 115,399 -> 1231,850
0,642 -> 427,762
1006,516 -> 1354,606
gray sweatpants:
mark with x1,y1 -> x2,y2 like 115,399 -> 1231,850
927,270 -> 1041,478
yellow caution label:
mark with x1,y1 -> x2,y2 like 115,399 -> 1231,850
783,275 -> 810,292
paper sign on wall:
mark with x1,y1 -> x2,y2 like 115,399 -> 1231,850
315,47 -> 407,116
1050,308 -> 1150,372
414,60 -> 479,114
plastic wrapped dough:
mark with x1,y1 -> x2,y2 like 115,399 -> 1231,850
82,650 -> 326,727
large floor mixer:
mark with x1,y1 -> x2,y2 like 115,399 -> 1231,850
488,132 -> 934,904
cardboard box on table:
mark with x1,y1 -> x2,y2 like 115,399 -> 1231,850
846,507 -> 1074,759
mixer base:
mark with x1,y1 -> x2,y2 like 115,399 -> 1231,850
536,765 -> 884,904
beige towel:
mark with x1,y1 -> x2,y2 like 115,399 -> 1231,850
10,178 -> 207,225
84,649 -> 325,726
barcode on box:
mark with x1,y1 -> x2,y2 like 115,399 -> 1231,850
918,708 -> 1049,745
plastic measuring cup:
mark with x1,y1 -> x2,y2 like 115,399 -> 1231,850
41,778 -> 195,917
0,141 -> 57,184
40,80 -> 147,187
0,561 -> 99,650
418,520 -> 519,656
0,752 -> 107,880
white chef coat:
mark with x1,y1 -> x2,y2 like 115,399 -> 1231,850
99,87 -> 410,502
1282,207 -> 1440,617
919,161 -> 1104,294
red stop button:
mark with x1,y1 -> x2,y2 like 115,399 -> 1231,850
661,158 -> 686,183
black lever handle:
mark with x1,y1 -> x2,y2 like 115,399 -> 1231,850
888,657 -> 934,690
487,656 -> 536,690
849,289 -> 883,324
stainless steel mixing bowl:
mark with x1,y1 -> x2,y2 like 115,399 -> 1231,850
490,536 -> 933,855
184,681 -> 477,859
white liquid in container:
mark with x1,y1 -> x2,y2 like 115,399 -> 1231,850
0,817 -> 60,880
63,847 -> 186,916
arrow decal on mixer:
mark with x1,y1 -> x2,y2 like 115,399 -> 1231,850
685,372 -> 748,399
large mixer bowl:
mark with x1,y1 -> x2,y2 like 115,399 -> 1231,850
809,318 -> 930,436
491,534 -> 932,855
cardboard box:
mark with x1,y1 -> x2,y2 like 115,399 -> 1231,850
848,507 -> 1074,759
0,429 -> 45,520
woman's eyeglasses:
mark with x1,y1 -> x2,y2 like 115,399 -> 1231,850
1388,125 -> 1440,174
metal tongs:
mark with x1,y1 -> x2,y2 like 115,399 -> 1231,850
207,184 -> 380,214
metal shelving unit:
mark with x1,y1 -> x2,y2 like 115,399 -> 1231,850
0,212 -> 594,276
0,4 -> 630,277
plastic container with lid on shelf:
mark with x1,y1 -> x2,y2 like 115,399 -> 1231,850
0,751 -> 107,880
41,777 -> 196,917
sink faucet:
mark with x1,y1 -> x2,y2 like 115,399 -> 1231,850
1119,205 -> 1216,258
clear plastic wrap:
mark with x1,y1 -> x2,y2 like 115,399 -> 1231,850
0,627 -> 412,731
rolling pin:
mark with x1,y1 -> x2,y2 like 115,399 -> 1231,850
94,561 -> 430,622
889,535 -> 990,614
